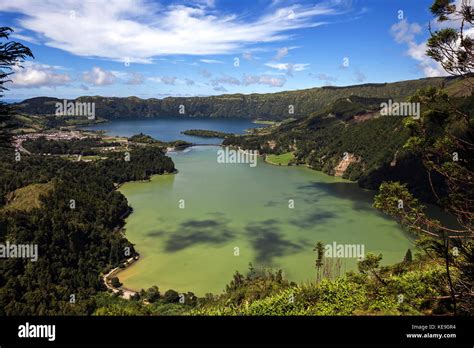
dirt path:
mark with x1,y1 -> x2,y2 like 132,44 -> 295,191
102,256 -> 139,300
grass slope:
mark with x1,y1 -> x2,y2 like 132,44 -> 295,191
3,182 -> 54,212
266,152 -> 294,165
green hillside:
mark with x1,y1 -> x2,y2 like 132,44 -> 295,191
223,93 -> 474,202
14,76 -> 468,121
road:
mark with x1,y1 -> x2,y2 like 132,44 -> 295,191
102,257 -> 139,300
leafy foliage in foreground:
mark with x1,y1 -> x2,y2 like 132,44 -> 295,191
92,292 -> 189,316
79,253 -> 456,316
191,258 -> 450,316
374,1 -> 473,315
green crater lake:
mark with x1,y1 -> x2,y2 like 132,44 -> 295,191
117,146 -> 413,296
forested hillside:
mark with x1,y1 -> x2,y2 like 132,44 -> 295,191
223,93 -> 474,203
0,147 -> 175,314
13,76 -> 467,121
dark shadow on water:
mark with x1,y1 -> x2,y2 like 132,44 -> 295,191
163,218 -> 235,252
289,210 -> 337,229
297,237 -> 314,247
297,181 -> 376,213
147,230 -> 166,238
264,200 -> 278,207
181,219 -> 223,229
245,219 -> 304,265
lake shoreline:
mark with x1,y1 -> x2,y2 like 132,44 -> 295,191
114,145 -> 414,296
85,120 -> 414,297
105,167 -> 180,298
102,255 -> 140,299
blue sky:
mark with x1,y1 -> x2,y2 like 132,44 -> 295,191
0,0 -> 449,100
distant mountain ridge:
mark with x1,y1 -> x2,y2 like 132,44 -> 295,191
13,76 -> 467,121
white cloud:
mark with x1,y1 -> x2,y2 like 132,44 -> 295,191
10,32 -> 40,45
194,0 -> 216,8
242,74 -> 286,87
311,73 -> 337,81
274,47 -> 289,60
199,59 -> 224,64
83,67 -> 117,86
211,75 -> 241,86
390,19 -> 422,44
110,70 -> 129,79
148,76 -> 177,85
242,52 -> 253,60
0,0 -> 340,62
265,62 -> 309,72
390,19 -> 447,77
9,62 -> 70,88
126,72 -> 145,85
310,72 -> 337,85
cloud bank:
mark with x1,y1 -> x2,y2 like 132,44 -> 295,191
0,0 -> 341,63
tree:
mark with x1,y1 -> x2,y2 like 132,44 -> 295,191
0,27 -> 34,147
374,0 -> 473,314
427,0 -> 473,83
110,277 -> 122,288
163,289 -> 180,303
313,242 -> 325,283
358,253 -> 387,286
403,249 -> 413,263
144,286 -> 160,303
184,292 -> 197,306
225,271 -> 245,293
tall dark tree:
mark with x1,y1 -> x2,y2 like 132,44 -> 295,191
313,242 -> 325,283
0,27 -> 34,147
374,0 -> 473,314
